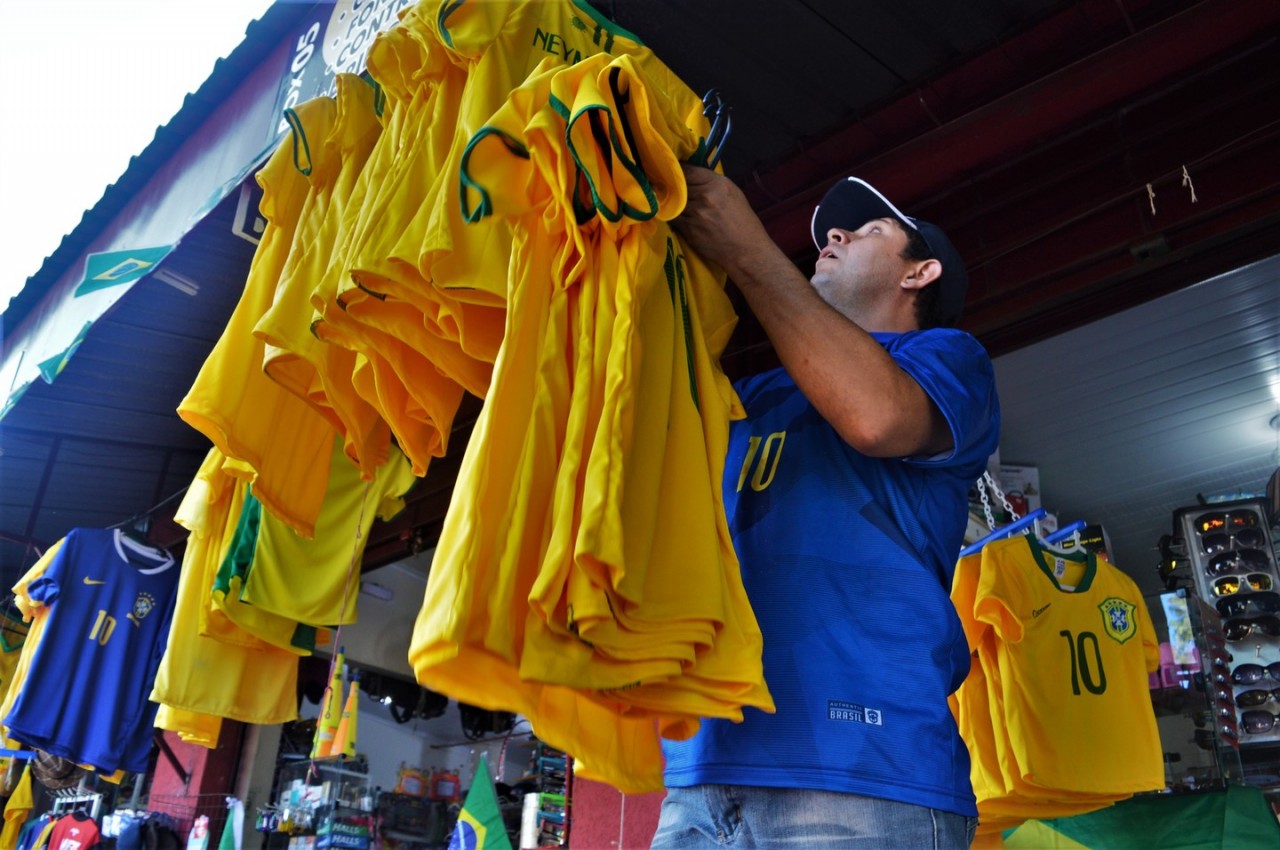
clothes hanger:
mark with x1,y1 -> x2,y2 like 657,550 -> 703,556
1044,520 -> 1087,548
959,508 -> 1048,558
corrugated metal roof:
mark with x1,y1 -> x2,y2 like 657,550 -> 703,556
0,1 -> 312,337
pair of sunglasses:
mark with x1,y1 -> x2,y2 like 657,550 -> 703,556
1196,511 -> 1260,535
1240,709 -> 1280,735
1231,662 -> 1280,685
1202,527 -> 1267,555
1212,573 -> 1274,596
1206,549 -> 1273,576
1217,592 -> 1280,619
1236,688 -> 1280,708
1224,615 -> 1280,641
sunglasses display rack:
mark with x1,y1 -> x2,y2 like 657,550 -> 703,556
1174,498 -> 1280,750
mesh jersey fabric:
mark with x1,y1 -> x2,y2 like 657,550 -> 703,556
661,329 -> 1001,817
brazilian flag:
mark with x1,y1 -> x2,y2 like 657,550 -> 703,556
1002,785 -> 1280,849
448,755 -> 513,850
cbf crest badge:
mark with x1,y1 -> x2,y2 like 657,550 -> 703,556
1098,597 -> 1137,644
131,592 -> 156,624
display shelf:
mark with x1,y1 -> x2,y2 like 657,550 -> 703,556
1173,499 -> 1280,751
1148,588 -> 1244,792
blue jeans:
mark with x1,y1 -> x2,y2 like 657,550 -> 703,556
650,785 -> 977,849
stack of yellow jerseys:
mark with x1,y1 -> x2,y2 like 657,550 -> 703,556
950,535 -> 1164,844
166,0 -> 771,783
407,34 -> 773,791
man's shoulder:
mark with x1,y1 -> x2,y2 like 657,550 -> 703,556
883,327 -> 989,357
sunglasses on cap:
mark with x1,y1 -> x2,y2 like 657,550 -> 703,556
1217,591 -> 1280,619
1212,573 -> 1274,596
1241,709 -> 1280,735
1236,688 -> 1280,709
1231,662 -> 1280,685
1196,511 -> 1259,535
1202,526 -> 1267,555
1224,615 -> 1280,641
1205,549 -> 1272,576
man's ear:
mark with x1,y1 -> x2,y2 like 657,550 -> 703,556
901,258 -> 943,292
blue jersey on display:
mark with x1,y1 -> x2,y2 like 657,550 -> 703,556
662,329 -> 1000,817
4,527 -> 179,773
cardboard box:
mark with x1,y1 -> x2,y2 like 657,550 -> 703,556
997,464 -> 1042,518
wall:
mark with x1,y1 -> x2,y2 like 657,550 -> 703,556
570,780 -> 663,850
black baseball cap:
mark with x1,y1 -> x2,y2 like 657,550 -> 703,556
811,176 -> 969,327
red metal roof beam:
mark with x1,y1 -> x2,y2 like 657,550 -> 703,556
754,0 -> 1280,258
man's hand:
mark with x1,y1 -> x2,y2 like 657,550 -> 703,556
673,165 -> 782,279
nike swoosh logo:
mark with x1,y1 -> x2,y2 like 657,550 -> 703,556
83,577 -> 106,585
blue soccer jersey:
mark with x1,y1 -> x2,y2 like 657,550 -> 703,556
662,329 -> 1000,817
4,527 -> 179,773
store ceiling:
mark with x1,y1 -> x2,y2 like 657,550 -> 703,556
1,0 -> 1278,596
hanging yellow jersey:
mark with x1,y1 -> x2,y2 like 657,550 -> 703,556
0,539 -> 64,748
177,97 -> 336,539
150,449 -> 300,725
254,74 -> 391,479
241,438 -> 416,627
153,704 -> 221,750
968,535 -> 1162,796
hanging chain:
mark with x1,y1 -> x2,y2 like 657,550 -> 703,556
983,469 -> 1020,522
976,476 -> 995,531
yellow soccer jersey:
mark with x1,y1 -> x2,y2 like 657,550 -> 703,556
149,449 -> 300,725
177,97 -> 337,539
154,704 -> 221,749
0,764 -> 32,850
971,535 -> 1163,795
411,0 -> 654,305
240,438 -> 416,627
254,74 -> 391,479
209,490 -> 317,656
0,539 -> 64,748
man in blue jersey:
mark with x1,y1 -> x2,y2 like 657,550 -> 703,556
653,168 -> 1000,849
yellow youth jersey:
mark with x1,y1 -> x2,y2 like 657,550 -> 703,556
154,704 -> 221,749
311,4 -> 491,447
177,97 -> 337,539
254,75 -> 391,479
952,548 -> 1127,822
410,0 -> 652,303
969,535 -> 1163,795
241,438 -> 416,627
149,449 -> 300,725
209,491 -> 317,655
0,764 -> 33,850
0,539 -> 65,749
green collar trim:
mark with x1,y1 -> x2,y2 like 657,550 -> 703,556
1023,534 -> 1097,593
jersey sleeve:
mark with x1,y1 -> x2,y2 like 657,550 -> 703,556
374,447 -> 419,521
22,531 -> 78,608
950,550 -> 990,652
972,542 -> 1026,644
11,538 -> 66,620
891,329 -> 1000,471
